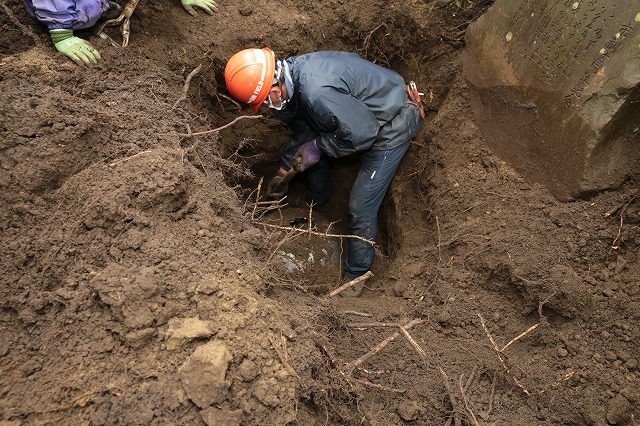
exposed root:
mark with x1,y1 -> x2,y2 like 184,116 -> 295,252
344,318 -> 424,375
172,64 -> 202,110
181,115 -> 264,138
478,313 -> 575,396
328,272 -> 374,297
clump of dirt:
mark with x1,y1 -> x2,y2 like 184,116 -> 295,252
1,0 -> 639,425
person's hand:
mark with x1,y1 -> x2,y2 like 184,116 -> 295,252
50,29 -> 101,66
266,169 -> 289,199
294,139 -> 321,172
181,0 -> 219,16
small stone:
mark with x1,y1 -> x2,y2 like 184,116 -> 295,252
200,407 -> 243,426
614,256 -> 626,274
397,400 -> 421,421
238,359 -> 259,382
606,395 -> 631,425
557,347 -> 569,357
624,359 -> 638,371
605,351 -> 618,362
600,330 -> 610,339
239,5 -> 254,16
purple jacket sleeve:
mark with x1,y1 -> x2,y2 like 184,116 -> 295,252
23,0 -> 109,30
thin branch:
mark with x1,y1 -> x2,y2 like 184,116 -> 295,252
253,221 -> 377,247
172,64 -> 202,110
182,115 -> 264,138
344,319 -> 424,375
328,271 -> 374,297
501,323 -> 540,352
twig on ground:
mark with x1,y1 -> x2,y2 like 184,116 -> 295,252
440,368 -> 463,426
399,324 -> 428,362
427,213 -> 442,292
478,313 -> 574,396
251,178 -> 264,220
253,221 -> 377,248
346,321 -> 401,328
173,64 -> 202,110
109,150 -> 152,166
268,335 -> 302,384
328,271 -> 374,297
478,313 -> 532,395
342,311 -> 373,317
458,373 -> 480,426
480,371 -> 497,421
218,93 -> 242,110
181,115 -> 264,138
349,376 -> 405,393
344,319 -> 424,375
501,323 -> 540,352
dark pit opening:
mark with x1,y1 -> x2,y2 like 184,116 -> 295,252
247,150 -> 400,294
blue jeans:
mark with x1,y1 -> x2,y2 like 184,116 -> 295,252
306,102 -> 422,279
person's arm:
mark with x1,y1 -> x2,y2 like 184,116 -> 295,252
180,0 -> 219,16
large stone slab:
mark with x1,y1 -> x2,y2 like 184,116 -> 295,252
464,1 -> 640,199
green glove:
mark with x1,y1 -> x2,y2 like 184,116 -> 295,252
181,0 -> 219,16
50,29 -> 101,66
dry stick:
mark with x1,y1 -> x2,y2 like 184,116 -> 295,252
439,368 -> 463,426
501,323 -> 540,352
399,325 -> 428,362
349,376 -> 405,393
346,321 -> 401,328
539,371 -> 575,394
458,373 -> 480,426
328,271 -> 374,297
251,177 -> 264,220
342,310 -> 373,317
344,318 -> 424,375
427,213 -> 442,292
268,335 -> 302,383
254,221 -> 377,247
219,93 -> 242,110
183,115 -> 264,138
477,314 -> 531,395
0,2 -> 43,46
109,150 -> 152,166
463,366 -> 477,393
173,64 -> 202,109
485,372 -> 497,419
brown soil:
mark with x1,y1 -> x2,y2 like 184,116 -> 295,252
1,0 -> 639,425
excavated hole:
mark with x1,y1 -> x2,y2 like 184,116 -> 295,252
248,152 -> 399,294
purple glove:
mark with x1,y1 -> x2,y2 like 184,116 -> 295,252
294,139 -> 321,171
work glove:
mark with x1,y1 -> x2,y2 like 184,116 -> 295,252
294,139 -> 321,172
266,169 -> 289,199
50,29 -> 101,67
181,0 -> 219,16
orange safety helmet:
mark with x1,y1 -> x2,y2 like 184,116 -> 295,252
224,48 -> 276,113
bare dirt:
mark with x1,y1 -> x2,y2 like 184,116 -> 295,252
1,0 -> 639,425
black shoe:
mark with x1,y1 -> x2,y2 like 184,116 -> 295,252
99,1 -> 123,21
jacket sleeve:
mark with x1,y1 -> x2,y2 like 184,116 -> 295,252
280,118 -> 318,170
25,0 -> 108,30
302,87 -> 380,158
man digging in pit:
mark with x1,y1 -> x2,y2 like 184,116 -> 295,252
224,48 -> 424,296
